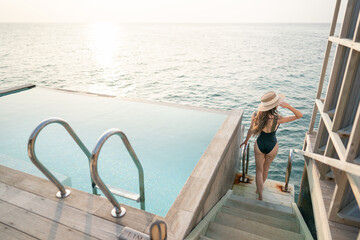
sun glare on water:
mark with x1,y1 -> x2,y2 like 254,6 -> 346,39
90,22 -> 118,66
88,22 -> 121,95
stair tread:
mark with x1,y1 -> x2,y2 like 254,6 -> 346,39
206,222 -> 270,240
227,195 -> 295,220
230,194 -> 293,213
221,205 -> 300,232
232,184 -> 294,207
215,211 -> 304,240
233,178 -> 295,196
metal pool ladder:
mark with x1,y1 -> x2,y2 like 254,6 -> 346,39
28,118 -> 145,218
90,128 -> 145,217
28,117 -> 97,198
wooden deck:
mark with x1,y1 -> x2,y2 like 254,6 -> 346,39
307,132 -> 359,239
320,178 -> 359,240
0,165 -> 169,240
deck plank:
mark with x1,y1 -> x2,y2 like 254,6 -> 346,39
308,132 -> 359,240
0,222 -> 37,240
0,165 -> 156,234
0,182 -> 123,240
0,200 -> 99,240
328,221 -> 358,240
319,171 -> 358,239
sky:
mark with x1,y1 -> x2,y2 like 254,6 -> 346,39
0,0 -> 342,23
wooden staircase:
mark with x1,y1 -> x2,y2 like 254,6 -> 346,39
186,178 -> 313,240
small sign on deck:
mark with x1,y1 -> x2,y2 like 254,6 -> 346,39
119,227 -> 150,240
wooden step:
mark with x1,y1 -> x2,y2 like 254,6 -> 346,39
225,200 -> 296,222
206,222 -> 270,240
229,193 -> 294,215
221,205 -> 300,232
215,212 -> 304,240
233,178 -> 295,195
232,183 -> 294,207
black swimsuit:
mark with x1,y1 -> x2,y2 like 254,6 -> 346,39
256,117 -> 279,154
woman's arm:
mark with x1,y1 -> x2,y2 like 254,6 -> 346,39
240,112 -> 256,148
278,101 -> 303,124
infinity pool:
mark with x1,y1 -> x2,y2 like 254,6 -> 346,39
0,87 -> 227,216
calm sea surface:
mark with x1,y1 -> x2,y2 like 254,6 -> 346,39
0,23 -> 333,200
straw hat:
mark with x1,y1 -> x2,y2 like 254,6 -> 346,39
258,91 -> 285,111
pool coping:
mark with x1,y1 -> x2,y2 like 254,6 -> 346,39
38,86 -> 229,114
0,84 -> 36,97
165,108 -> 243,239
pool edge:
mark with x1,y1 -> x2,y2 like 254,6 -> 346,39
0,84 -> 36,97
165,108 -> 243,239
37,86 -> 229,115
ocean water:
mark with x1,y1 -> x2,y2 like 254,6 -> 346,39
0,23 -> 332,201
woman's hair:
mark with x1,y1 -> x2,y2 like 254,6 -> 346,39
252,107 -> 280,136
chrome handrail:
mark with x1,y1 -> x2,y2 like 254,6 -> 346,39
240,142 -> 250,183
245,142 -> 250,175
90,128 -> 145,218
27,117 -> 97,198
282,149 -> 293,192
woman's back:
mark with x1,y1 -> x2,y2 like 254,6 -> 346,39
259,115 -> 278,133
256,115 -> 278,154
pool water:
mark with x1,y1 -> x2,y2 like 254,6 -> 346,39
0,87 -> 227,216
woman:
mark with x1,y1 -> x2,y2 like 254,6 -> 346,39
240,91 -> 303,200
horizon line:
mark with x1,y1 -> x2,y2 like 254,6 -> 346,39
0,21 -> 336,24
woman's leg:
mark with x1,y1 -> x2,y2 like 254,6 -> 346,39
262,143 -> 279,184
254,141 -> 266,200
